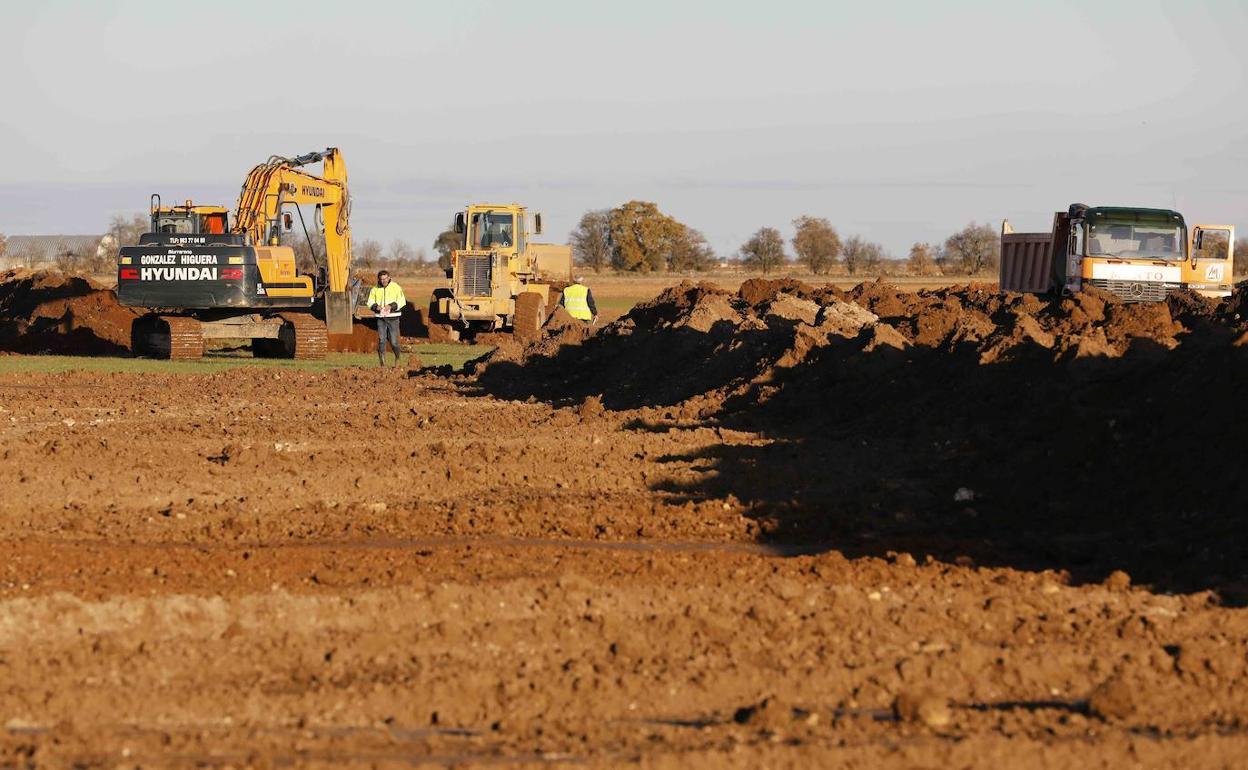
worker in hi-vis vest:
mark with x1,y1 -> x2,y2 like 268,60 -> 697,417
367,269 -> 406,367
559,276 -> 598,325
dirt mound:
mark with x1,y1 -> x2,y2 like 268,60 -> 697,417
476,280 -> 811,409
0,268 -> 140,354
327,319 -> 379,353
479,278 -> 1245,409
401,301 -> 461,343
464,309 -> 598,372
471,278 -> 1248,597
738,277 -> 813,306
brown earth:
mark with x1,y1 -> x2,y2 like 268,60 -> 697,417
2,277 -> 1248,767
0,269 -> 140,354
0,270 -> 448,355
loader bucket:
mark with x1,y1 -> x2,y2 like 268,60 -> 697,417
324,290 -> 354,335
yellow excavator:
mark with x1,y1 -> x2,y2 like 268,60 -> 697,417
117,148 -> 355,359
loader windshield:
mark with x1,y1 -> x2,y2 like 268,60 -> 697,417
1087,213 -> 1186,261
471,211 -> 515,249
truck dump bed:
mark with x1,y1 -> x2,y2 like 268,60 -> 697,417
999,213 -> 1069,294
1000,231 -> 1054,293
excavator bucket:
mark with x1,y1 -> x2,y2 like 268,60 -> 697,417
324,290 -> 354,335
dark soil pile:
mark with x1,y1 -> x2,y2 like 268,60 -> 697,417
328,319 -> 382,353
0,269 -> 140,354
480,278 -> 1245,406
475,278 -> 1248,596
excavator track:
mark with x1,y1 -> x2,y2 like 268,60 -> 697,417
132,314 -> 204,360
278,313 -> 328,360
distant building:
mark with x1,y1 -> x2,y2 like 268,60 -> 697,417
2,235 -> 113,268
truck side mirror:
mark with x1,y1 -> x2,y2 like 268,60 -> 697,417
454,213 -> 466,234
534,213 -> 543,235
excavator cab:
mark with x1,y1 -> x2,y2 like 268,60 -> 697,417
149,195 -> 229,235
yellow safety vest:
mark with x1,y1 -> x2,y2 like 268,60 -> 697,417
367,282 -> 407,318
562,283 -> 592,321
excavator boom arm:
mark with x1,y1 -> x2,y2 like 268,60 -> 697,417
232,148 -> 354,332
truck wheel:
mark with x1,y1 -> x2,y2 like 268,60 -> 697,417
514,292 -> 546,341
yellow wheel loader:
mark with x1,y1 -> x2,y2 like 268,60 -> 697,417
430,203 -> 572,340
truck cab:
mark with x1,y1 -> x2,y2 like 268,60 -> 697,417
1001,204 -> 1235,301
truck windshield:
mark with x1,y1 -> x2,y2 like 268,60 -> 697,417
1087,216 -> 1185,260
471,212 -> 515,249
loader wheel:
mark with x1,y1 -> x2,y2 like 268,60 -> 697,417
514,292 -> 547,341
131,314 -> 203,360
424,288 -> 462,343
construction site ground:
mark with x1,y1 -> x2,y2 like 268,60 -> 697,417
2,269 -> 1247,768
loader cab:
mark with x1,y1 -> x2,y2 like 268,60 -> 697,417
469,209 -> 517,251
453,204 -> 541,255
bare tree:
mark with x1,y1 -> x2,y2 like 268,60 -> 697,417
434,228 -> 461,271
570,209 -> 612,272
387,238 -> 418,268
943,222 -> 1000,275
668,226 -> 715,272
53,239 -> 82,273
791,216 -> 842,274
104,213 -> 149,260
842,235 -> 885,276
740,227 -> 786,274
276,227 -> 320,274
906,242 -> 938,276
0,232 -> 7,264
356,239 -> 383,271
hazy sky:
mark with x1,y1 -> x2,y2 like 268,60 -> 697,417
2,0 -> 1246,258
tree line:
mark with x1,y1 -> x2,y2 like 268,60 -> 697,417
555,200 -> 1013,276
8,210 -> 1246,279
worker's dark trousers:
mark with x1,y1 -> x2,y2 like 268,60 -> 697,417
377,317 -> 401,358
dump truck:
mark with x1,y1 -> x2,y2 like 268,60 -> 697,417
117,148 -> 356,359
1001,204 -> 1235,301
429,203 -> 572,339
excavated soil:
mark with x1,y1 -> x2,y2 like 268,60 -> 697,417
0,269 -> 140,354
0,270 -> 439,355
2,277 -> 1248,767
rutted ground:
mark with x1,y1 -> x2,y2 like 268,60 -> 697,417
2,273 -> 1247,767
